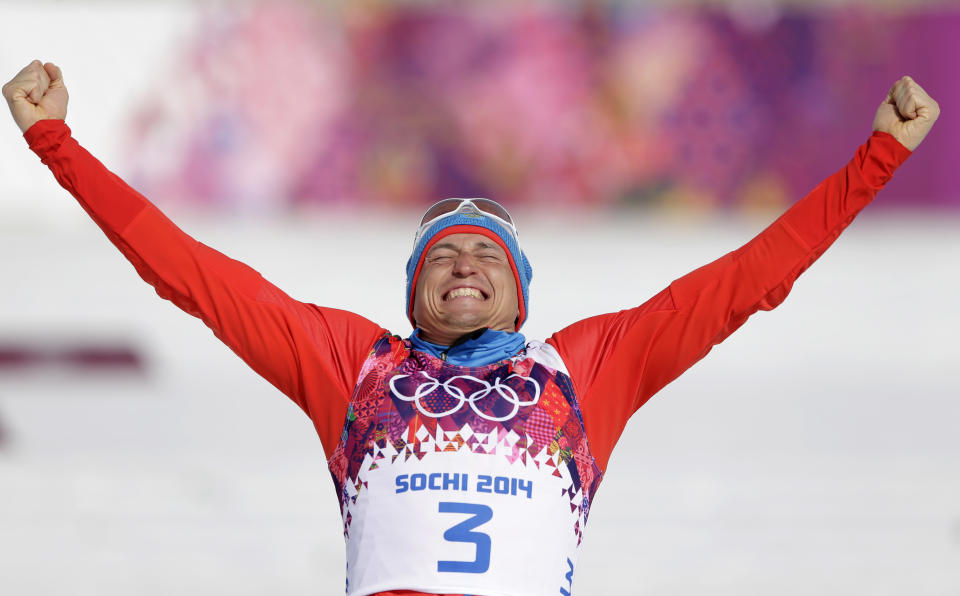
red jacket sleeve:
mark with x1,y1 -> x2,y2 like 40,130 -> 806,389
25,120 -> 387,457
547,131 -> 912,471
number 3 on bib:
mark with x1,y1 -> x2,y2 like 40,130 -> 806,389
437,502 -> 493,574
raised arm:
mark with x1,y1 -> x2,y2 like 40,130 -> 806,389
547,76 -> 939,470
3,61 -> 387,455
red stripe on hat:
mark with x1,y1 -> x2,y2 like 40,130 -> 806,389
407,225 -> 526,330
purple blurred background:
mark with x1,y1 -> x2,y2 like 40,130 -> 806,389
122,1 -> 957,212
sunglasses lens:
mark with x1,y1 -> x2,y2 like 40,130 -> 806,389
470,199 -> 514,225
418,199 -> 514,228
418,199 -> 462,227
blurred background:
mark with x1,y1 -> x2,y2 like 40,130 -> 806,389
1,0 -> 958,594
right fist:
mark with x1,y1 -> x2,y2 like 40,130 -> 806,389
2,60 -> 68,134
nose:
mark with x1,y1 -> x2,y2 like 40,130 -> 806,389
451,252 -> 478,277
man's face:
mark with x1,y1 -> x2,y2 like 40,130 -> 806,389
413,233 -> 519,345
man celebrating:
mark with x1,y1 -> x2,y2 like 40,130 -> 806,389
3,60 -> 940,596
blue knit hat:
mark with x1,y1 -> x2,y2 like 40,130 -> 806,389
405,210 -> 532,330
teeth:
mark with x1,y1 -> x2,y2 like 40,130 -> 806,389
446,288 -> 484,300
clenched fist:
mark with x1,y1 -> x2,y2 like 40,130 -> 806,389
2,60 -> 68,134
874,76 -> 939,151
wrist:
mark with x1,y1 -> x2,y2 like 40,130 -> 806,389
24,118 -> 70,153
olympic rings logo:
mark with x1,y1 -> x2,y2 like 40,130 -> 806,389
388,371 -> 541,422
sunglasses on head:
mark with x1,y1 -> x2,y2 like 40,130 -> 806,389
414,198 -> 519,246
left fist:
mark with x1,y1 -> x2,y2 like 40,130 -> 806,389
873,76 -> 939,151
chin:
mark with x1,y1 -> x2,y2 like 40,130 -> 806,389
443,312 -> 490,330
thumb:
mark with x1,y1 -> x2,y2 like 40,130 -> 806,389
873,90 -> 899,134
28,62 -> 51,104
44,62 -> 64,89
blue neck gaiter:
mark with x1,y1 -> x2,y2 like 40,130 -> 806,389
408,328 -> 527,367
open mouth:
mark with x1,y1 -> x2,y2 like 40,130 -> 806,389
443,287 -> 487,301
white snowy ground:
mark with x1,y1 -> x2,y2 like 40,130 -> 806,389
0,207 -> 958,596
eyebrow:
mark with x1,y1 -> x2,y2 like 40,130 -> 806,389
427,240 -> 502,254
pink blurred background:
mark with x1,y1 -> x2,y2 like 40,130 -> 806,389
123,1 -> 958,212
